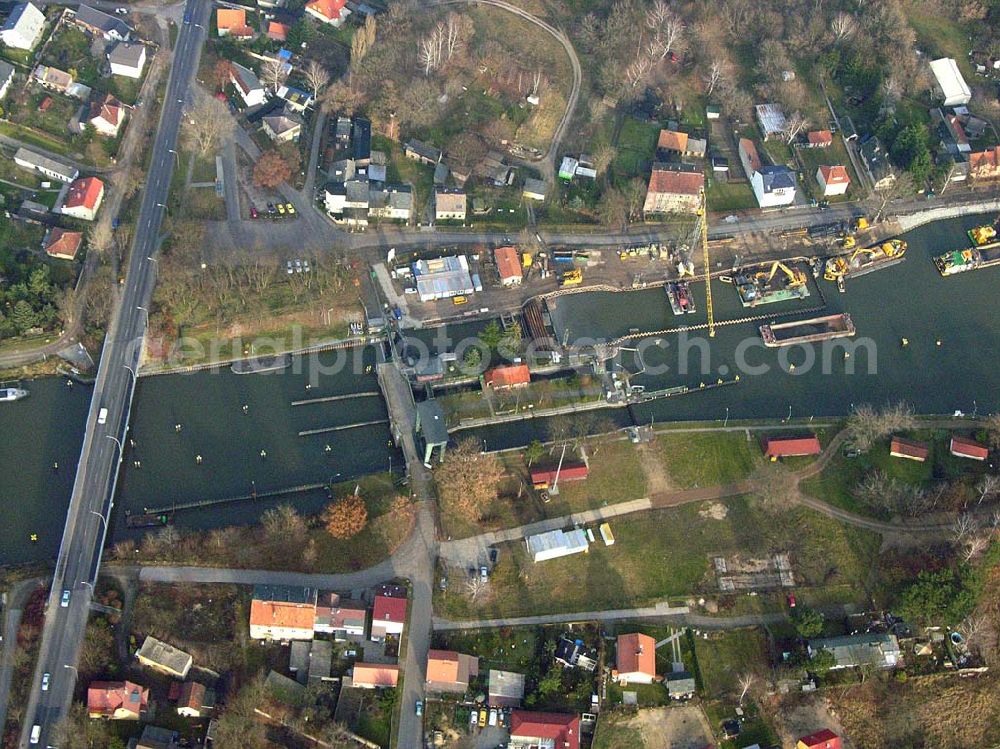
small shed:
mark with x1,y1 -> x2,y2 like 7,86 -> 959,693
950,435 -> 988,461
530,461 -> 589,488
763,435 -> 821,460
483,364 -> 530,389
890,436 -> 929,462
522,177 -> 548,201
526,528 -> 589,562
416,399 -> 449,464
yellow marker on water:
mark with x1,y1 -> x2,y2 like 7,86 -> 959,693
30,533 -> 38,542
901,338 -> 909,346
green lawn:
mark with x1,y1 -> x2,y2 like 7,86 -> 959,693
42,27 -> 99,86
374,134 -> 430,221
800,429 -> 983,518
613,117 -> 660,181
695,628 -> 770,700
795,139 -> 860,203
435,495 -> 881,619
704,178 -> 756,212
655,431 -> 757,489
542,439 -> 649,516
0,121 -> 72,155
592,712 -> 646,749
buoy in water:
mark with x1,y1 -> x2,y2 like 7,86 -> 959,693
30,533 -> 38,542
196,455 -> 203,464
936,340 -> 942,347
175,423 -> 182,432
260,449 -> 267,458
901,338 -> 909,347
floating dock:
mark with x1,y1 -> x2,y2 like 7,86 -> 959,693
824,239 -> 907,281
231,354 -> 292,374
934,241 -> 1000,276
760,313 -> 856,347
666,281 -> 696,315
731,262 -> 810,307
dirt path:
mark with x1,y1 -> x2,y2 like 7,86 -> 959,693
636,442 -> 677,494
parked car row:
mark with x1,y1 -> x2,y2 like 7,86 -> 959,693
469,705 -> 510,729
286,259 -> 311,274
250,202 -> 296,219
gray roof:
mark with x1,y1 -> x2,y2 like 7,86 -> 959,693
136,636 -> 193,675
345,179 -> 369,203
263,108 -> 303,136
289,640 -> 310,673
265,670 -> 305,702
108,41 -> 144,68
308,640 -> 332,682
230,61 -> 262,94
136,725 -> 174,749
0,60 -> 14,84
523,177 -> 547,196
416,399 -> 448,444
405,139 -> 441,162
665,671 -> 696,695
75,4 -> 132,37
13,147 -> 78,182
760,165 -> 796,193
859,136 -> 895,182
488,669 -> 525,700
810,633 -> 900,668
371,183 -> 412,210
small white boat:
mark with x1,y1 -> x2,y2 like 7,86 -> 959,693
0,387 -> 29,402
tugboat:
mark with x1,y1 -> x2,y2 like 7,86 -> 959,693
0,386 -> 29,402
666,281 -> 696,315
824,238 -> 907,281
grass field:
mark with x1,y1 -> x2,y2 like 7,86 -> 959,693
695,628 -> 770,700
0,121 -> 72,156
795,139 -> 860,203
541,439 -> 648,516
435,495 -> 881,619
704,178 -> 756,212
613,117 -> 660,181
655,431 -> 757,489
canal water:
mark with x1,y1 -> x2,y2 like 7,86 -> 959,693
1,214 -> 998,566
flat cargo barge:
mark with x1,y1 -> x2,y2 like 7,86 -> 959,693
732,262 -> 810,307
934,241 -> 1000,276
231,353 -> 292,374
760,313 -> 856,347
666,281 -> 696,315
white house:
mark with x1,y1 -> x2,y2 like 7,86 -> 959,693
14,147 -> 78,183
0,61 -> 15,101
816,165 -> 850,197
60,177 -> 105,221
229,62 -> 266,107
739,138 -> 795,208
0,2 -> 45,51
434,187 -> 467,221
929,57 -> 971,107
88,94 -> 125,138
108,42 -> 146,79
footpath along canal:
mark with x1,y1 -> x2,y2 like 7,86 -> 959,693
1,214 -> 998,565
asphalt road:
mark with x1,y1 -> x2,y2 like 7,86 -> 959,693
17,2 -> 209,746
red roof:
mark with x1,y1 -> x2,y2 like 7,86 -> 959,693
739,138 -> 761,172
373,593 -> 407,624
763,435 -> 821,458
890,436 -> 928,461
484,364 -> 530,389
305,0 -> 346,21
89,93 -> 124,127
798,728 -> 842,749
530,461 -> 588,485
509,711 -> 580,749
616,633 -> 656,678
494,246 -> 522,282
657,129 -> 689,152
648,167 -> 704,196
64,177 -> 104,211
819,165 -> 850,185
87,680 -> 149,718
969,146 -> 1000,174
951,435 -> 988,460
39,96 -> 52,112
45,228 -> 83,260
807,130 -> 833,146
267,21 -> 288,41
947,115 -> 969,145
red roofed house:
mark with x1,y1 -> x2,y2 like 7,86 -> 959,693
249,585 -> 317,641
351,663 -> 400,689
371,586 -> 407,641
615,633 -> 656,684
88,93 -> 126,137
305,0 -> 350,26
426,649 -> 479,693
950,435 -> 988,461
817,165 -> 850,197
176,681 -> 213,718
643,163 -> 704,215
509,710 -> 580,749
483,364 -> 530,390
61,176 -> 104,221
87,680 -> 149,720
739,137 -> 762,175
267,21 -> 289,41
797,728 -> 842,749
763,435 -> 821,460
216,8 -> 254,38
494,245 -> 522,286
969,146 -> 1000,182
806,130 -> 833,148
45,228 -> 83,260
890,436 -> 929,462
530,461 -> 588,488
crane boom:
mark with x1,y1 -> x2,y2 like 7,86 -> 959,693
700,190 -> 715,337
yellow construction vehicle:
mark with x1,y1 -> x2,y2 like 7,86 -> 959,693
840,235 -> 856,250
762,260 -> 808,288
854,217 -> 869,232
559,268 -> 583,287
969,224 -> 997,246
824,239 -> 907,281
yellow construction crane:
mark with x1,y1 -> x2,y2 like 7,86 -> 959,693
699,190 -> 715,337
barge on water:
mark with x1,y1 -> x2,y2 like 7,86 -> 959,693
731,261 -> 809,307
666,281 -> 697,315
934,242 -> 1000,276
824,239 -> 907,281
231,353 -> 292,374
760,313 -> 856,347
125,510 -> 174,528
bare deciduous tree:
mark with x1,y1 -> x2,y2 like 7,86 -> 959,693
747,458 -> 798,514
977,474 -> 1000,505
645,0 -> 685,60
866,172 -> 915,223
351,15 -> 377,68
625,55 -> 653,88
182,91 -> 234,157
304,60 -> 329,102
830,12 -> 856,42
737,672 -> 757,704
703,59 -> 725,95
846,402 -> 915,451
260,57 -> 288,92
783,111 -> 809,144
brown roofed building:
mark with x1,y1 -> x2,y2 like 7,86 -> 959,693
658,129 -> 689,153
176,681 -> 214,718
763,435 -> 821,460
87,680 -> 149,720
806,130 -> 834,148
314,591 -> 367,639
45,228 -> 83,260
969,146 -> 1000,182
305,0 -> 349,26
88,93 -> 125,137
426,649 -> 479,693
615,633 -> 656,684
61,176 -> 104,221
351,663 -> 399,689
950,435 -> 988,461
136,636 -> 193,678
249,585 -> 317,641
483,364 -> 530,390
371,587 -> 407,641
890,436 -> 929,462
494,245 -> 522,286
817,165 -> 850,197
267,21 -> 288,41
643,163 -> 704,214
509,711 -> 580,749
216,8 -> 253,37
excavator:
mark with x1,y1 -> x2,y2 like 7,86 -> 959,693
559,268 -> 583,287
969,223 -> 997,246
763,260 -> 808,289
823,239 -> 907,281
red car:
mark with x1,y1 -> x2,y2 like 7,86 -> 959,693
250,206 -> 258,219
787,594 -> 797,608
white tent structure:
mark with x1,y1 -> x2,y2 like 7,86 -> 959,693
930,58 -> 972,106
526,529 -> 589,562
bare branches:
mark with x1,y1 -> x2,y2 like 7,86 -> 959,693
846,402 -> 916,451
830,11 -> 856,42
645,0 -> 685,60
260,57 -> 288,92
952,513 -> 990,562
181,91 -> 234,157
703,59 -> 725,95
977,475 -> 1000,506
747,459 -> 798,514
303,60 -> 329,101
783,111 -> 809,144
350,15 -> 377,68
736,672 -> 757,704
